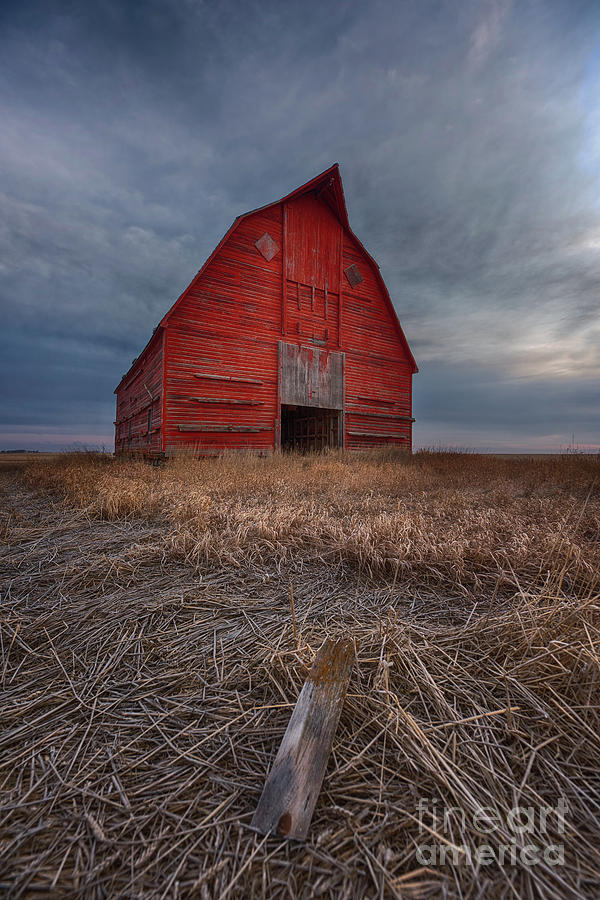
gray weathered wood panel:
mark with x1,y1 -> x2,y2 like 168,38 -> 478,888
279,341 -> 344,410
251,637 -> 354,841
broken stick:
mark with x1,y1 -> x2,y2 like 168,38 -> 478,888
251,636 -> 354,840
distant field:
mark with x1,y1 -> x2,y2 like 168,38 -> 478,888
0,451 -> 64,470
1,450 -> 599,897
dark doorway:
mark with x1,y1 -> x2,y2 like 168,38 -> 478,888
281,405 -> 341,452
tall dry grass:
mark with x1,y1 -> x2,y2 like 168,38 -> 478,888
24,450 -> 600,597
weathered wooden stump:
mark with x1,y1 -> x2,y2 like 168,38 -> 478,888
251,637 -> 354,841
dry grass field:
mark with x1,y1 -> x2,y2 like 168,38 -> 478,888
0,452 -> 62,472
1,450 -> 599,898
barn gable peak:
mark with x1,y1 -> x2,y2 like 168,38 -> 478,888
123,164 -> 416,387
266,164 -> 350,230
155,165 -> 349,332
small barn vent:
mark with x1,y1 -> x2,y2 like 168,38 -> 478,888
255,232 -> 280,262
344,264 -> 363,287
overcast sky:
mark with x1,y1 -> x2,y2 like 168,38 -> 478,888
1,0 -> 599,452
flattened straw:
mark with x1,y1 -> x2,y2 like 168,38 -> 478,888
288,581 -> 297,644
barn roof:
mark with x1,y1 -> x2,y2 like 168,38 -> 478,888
115,164 -> 417,392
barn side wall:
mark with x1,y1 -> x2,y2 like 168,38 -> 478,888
114,330 -> 164,455
163,205 -> 283,453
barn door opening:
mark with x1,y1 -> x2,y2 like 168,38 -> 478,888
277,341 -> 345,451
281,405 -> 340,452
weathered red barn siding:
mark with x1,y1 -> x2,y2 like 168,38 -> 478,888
114,329 -> 163,455
284,194 -> 341,348
162,205 -> 282,453
341,233 -> 413,449
114,165 -> 417,455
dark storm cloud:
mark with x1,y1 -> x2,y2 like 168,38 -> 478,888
1,0 -> 599,449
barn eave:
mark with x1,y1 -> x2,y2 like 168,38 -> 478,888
114,325 -> 165,395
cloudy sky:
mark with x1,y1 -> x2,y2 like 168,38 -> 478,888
1,0 -> 599,452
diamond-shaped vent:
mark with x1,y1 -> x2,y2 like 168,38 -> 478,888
344,264 -> 363,287
255,232 -> 280,262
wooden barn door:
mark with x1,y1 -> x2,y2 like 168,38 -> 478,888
277,341 -> 345,451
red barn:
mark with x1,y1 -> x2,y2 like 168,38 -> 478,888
114,165 -> 417,456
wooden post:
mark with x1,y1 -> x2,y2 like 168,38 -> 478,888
251,637 -> 354,841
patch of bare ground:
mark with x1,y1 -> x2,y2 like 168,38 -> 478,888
1,452 -> 599,898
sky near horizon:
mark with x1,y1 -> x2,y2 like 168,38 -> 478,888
1,0 -> 599,452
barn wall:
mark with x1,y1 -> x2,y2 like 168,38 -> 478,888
284,194 -> 341,349
163,205 -> 283,453
341,234 -> 413,450
114,330 -> 163,454
282,197 -> 413,450
285,193 -> 341,292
